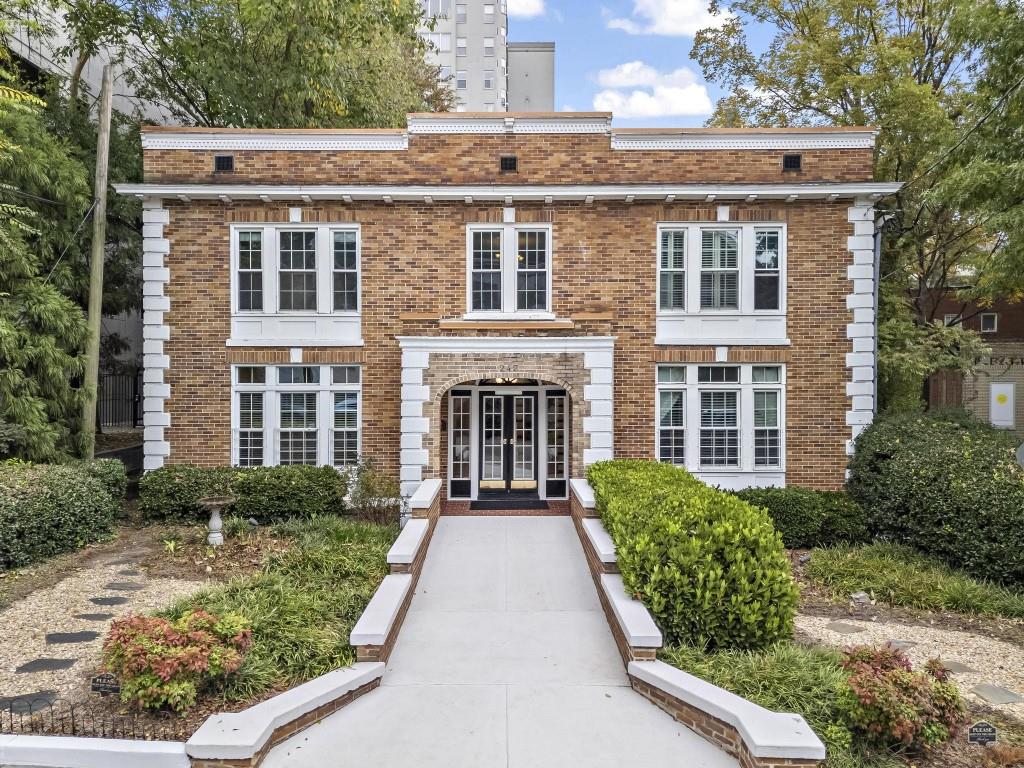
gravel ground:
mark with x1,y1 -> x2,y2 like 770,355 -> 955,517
797,614 -> 1024,720
0,559 -> 204,703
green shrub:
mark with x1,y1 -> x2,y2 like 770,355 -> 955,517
231,465 -> 347,522
71,458 -> 128,502
588,459 -> 798,650
0,463 -> 118,569
163,515 -> 394,700
138,465 -> 236,523
734,487 -> 869,549
848,411 -> 1024,584
661,643 -> 864,768
348,459 -> 402,525
806,543 -> 1024,618
839,645 -> 965,751
103,610 -> 252,712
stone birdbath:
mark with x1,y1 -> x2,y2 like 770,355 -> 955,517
198,495 -> 235,547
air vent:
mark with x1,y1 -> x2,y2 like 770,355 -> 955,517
782,153 -> 802,171
214,154 -> 235,173
499,155 -> 518,173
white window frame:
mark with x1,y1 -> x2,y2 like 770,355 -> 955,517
231,364 -> 362,468
654,363 -> 786,474
465,223 -> 554,319
483,3 -> 495,21
230,224 -> 360,316
944,313 -> 960,326
456,37 -> 467,56
483,37 -> 495,56
422,31 -> 452,52
455,3 -> 466,22
456,70 -> 467,90
483,70 -> 495,90
981,312 -> 998,333
654,223 -> 787,317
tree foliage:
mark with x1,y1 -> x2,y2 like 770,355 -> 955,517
121,0 -> 453,127
692,0 -> 1019,409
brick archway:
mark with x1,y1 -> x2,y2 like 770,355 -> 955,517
397,337 -> 615,496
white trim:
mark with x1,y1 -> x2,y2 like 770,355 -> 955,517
141,131 -> 408,151
0,735 -> 189,768
407,114 -> 611,135
612,130 -> 875,151
845,199 -> 877,452
397,336 -> 615,497
141,198 -> 171,471
116,181 -> 904,202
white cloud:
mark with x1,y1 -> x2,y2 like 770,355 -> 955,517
507,0 -> 546,18
607,0 -> 730,37
592,61 -> 713,118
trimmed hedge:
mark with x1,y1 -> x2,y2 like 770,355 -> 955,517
0,463 -> 118,569
72,458 -> 128,502
138,465 -> 235,523
139,465 -> 348,523
848,411 -> 1024,585
733,487 -> 869,549
588,459 -> 798,650
231,465 -> 347,521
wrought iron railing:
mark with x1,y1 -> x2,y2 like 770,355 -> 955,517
0,694 -> 191,741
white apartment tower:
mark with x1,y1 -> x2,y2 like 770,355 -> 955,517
419,0 -> 555,112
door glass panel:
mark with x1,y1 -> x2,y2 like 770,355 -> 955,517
512,395 -> 536,488
451,394 -> 471,480
546,395 -> 566,479
481,395 -> 504,485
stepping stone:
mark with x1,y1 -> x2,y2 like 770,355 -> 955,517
117,569 -> 141,576
941,660 -> 977,674
0,691 -> 58,714
46,631 -> 99,644
15,658 -> 76,673
107,558 -> 135,565
972,684 -> 1024,705
73,613 -> 114,622
826,621 -> 865,635
104,582 -> 144,591
90,596 -> 127,606
889,640 -> 917,651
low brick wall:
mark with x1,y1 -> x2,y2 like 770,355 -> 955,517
189,679 -> 380,768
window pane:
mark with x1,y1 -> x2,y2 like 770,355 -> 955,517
451,394 -> 471,480
752,366 -> 781,383
657,365 -> 686,384
755,231 -> 780,270
279,231 -> 316,311
659,390 -> 685,427
700,271 -> 739,309
754,391 -> 781,468
516,230 -> 547,311
754,274 -> 780,310
472,272 -> 502,311
754,391 -> 779,427
237,392 -> 264,467
332,392 -> 359,468
658,429 -> 686,465
279,431 -> 318,465
471,230 -> 502,311
238,231 -> 263,311
546,395 -> 566,479
701,230 -> 738,269
697,366 -> 739,383
278,366 -> 320,384
332,365 -> 361,384
659,271 -> 685,310
280,392 -> 317,428
279,392 -> 317,465
660,230 -> 686,270
237,366 -> 266,384
699,390 -> 739,467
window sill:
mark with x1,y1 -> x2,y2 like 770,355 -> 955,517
441,317 -> 575,330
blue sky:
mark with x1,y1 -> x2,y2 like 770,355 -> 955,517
506,0 -> 766,127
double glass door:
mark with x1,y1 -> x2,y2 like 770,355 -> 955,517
479,392 -> 538,496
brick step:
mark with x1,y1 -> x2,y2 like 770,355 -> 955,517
442,501 -> 570,517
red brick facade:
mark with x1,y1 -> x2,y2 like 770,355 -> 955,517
133,115 -> 883,492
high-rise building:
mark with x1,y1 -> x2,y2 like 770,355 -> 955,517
419,0 -> 555,112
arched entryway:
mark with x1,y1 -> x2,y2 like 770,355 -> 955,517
437,377 -> 578,503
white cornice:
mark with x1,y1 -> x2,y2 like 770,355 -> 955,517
610,131 -> 876,151
140,132 -> 409,151
116,182 -> 902,202
406,115 -> 611,135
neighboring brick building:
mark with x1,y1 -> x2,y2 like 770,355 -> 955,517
930,295 -> 1024,438
117,112 -> 898,502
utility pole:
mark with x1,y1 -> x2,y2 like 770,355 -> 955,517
81,64 -> 113,459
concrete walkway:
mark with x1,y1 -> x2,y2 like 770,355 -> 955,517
263,516 -> 738,768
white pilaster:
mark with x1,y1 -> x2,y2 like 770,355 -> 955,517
846,198 -> 877,453
141,197 -> 171,470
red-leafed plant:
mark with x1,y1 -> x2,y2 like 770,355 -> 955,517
102,610 -> 252,712
839,644 -> 966,751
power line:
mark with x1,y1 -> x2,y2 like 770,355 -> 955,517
43,199 -> 96,284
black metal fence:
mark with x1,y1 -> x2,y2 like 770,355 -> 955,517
0,694 -> 191,741
99,372 -> 142,429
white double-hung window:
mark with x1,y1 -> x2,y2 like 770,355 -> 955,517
655,222 -> 787,345
466,223 -> 552,317
232,364 -> 362,468
655,363 -> 785,479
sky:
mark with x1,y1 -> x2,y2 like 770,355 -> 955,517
505,0 -> 767,127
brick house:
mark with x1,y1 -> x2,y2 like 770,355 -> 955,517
116,112 -> 898,504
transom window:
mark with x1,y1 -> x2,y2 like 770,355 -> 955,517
232,365 -> 361,468
655,224 -> 786,316
232,225 -> 360,315
467,224 -> 552,317
655,363 -> 785,472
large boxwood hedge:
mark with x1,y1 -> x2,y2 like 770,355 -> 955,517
71,458 -> 128,502
733,486 -> 869,549
588,460 -> 798,650
848,411 -> 1024,585
139,464 -> 348,523
0,463 -> 119,569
